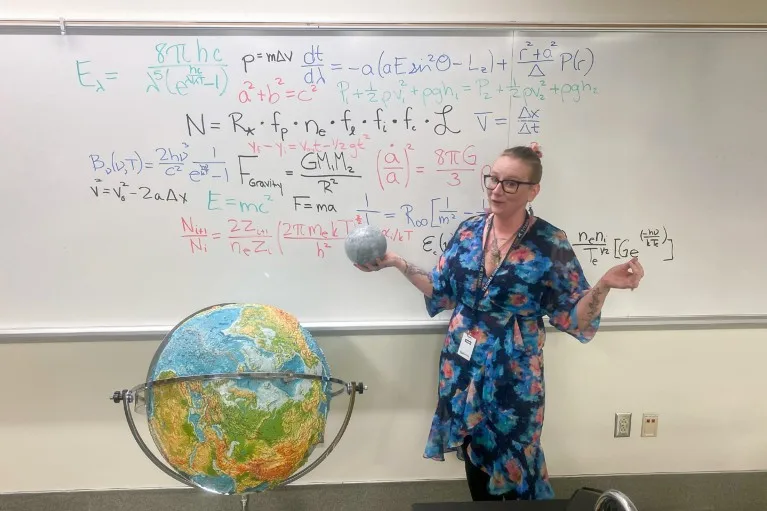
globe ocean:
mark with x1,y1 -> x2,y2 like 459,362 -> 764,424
145,303 -> 331,494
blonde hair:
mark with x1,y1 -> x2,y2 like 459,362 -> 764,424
501,143 -> 543,183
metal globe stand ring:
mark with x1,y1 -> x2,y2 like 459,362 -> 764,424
112,371 -> 366,509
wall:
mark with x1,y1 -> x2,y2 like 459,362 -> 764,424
2,0 -> 767,24
2,326 -> 767,493
2,0 -> 767,495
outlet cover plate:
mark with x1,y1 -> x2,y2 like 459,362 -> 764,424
614,412 -> 632,438
641,413 -> 659,437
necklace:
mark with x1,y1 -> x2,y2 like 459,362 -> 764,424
488,215 -> 523,269
477,211 -> 532,300
490,226 -> 512,268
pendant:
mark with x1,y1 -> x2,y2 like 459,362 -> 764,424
490,240 -> 501,267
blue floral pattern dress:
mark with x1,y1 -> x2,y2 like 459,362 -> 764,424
423,213 -> 601,499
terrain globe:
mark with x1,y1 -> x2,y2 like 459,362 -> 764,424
145,303 -> 331,494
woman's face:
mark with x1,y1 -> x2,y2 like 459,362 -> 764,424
485,156 -> 540,218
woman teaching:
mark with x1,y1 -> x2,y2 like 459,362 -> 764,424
355,143 -> 645,501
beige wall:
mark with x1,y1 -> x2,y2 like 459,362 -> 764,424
1,326 -> 766,493
2,0 -> 767,23
2,0 -> 767,494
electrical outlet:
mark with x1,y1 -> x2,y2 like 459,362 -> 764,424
641,414 -> 659,437
614,412 -> 632,438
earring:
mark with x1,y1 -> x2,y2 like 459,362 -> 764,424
527,202 -> 534,216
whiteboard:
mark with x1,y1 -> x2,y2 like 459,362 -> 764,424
1,28 -> 766,332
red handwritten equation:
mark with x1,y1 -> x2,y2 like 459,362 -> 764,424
375,143 -> 491,190
246,135 -> 370,159
180,216 -> 360,259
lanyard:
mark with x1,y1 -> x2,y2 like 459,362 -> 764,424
474,211 -> 531,308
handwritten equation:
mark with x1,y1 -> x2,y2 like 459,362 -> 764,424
242,46 -> 508,86
573,229 -> 674,265
89,179 -> 188,204
181,215 -> 460,260
75,38 -> 598,101
335,77 -> 598,109
73,35 -> 602,146
66,34 -> 682,274
355,193 -> 485,229
77,39 -> 229,96
512,40 -> 598,137
180,215 -> 359,259
88,145 -> 229,183
184,106 -> 464,141
370,143 -> 492,190
245,136 -> 370,159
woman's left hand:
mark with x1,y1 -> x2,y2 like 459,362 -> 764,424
599,256 -> 645,290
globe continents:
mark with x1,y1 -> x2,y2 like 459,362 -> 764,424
145,303 -> 331,494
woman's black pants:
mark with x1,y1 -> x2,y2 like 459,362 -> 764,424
462,437 -> 520,501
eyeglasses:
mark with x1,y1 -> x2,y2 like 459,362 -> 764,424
483,174 -> 536,194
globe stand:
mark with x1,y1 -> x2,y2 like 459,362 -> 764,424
112,371 -> 366,509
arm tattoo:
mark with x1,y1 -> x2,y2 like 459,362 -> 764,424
585,286 -> 605,320
403,259 -> 433,282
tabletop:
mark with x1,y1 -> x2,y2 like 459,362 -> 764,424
412,489 -> 602,511
412,500 -> 572,511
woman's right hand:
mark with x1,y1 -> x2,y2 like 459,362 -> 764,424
354,251 -> 401,272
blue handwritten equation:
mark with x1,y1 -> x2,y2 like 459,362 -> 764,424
242,45 -> 509,86
75,39 -> 229,96
76,60 -> 119,92
146,40 -> 229,96
88,144 -> 229,183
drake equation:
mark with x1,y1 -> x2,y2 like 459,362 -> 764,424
573,228 -> 674,264
185,105 -> 465,142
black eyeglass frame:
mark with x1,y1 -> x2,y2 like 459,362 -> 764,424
483,174 -> 537,194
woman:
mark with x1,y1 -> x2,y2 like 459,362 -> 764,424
355,143 -> 644,501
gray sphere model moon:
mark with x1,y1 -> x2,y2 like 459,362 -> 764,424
345,225 -> 388,265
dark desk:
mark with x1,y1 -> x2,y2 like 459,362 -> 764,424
413,500 -> 570,510
412,489 -> 600,510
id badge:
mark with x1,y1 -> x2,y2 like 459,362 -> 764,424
457,332 -> 476,361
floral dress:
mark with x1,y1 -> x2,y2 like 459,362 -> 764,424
423,213 -> 601,499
